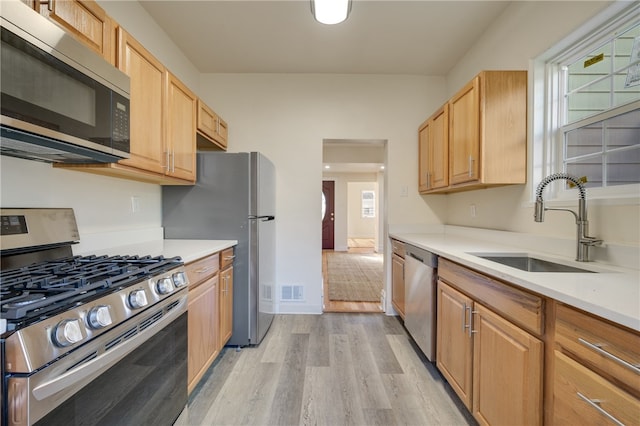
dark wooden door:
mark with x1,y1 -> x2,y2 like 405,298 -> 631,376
322,181 -> 335,250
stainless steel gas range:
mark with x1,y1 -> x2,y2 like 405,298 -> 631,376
1,208 -> 189,425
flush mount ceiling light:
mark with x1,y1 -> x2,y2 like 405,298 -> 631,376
311,0 -> 352,25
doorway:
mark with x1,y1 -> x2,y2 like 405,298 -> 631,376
321,139 -> 387,313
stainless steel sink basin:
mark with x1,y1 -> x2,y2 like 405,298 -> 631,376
471,254 -> 596,273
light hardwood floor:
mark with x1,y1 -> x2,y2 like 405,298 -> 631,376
179,313 -> 474,426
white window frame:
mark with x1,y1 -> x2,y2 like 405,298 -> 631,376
531,2 -> 640,206
361,190 -> 375,218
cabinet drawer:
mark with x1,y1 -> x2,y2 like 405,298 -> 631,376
391,239 -> 405,258
438,258 -> 544,336
555,303 -> 640,395
553,350 -> 640,425
185,253 -> 219,288
220,247 -> 235,269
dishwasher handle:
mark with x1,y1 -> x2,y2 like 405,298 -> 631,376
404,244 -> 438,268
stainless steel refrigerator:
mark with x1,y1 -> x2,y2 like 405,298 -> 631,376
162,152 -> 276,346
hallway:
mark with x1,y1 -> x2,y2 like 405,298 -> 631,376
323,238 -> 383,313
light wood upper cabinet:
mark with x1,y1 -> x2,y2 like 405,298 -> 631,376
56,29 -> 197,184
418,70 -> 527,194
419,104 -> 449,193
197,99 -> 228,151
117,27 -> 166,175
449,77 -> 480,185
166,72 -> 197,182
38,0 -> 115,64
436,259 -> 544,425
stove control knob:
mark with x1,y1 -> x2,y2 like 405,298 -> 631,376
53,319 -> 84,347
172,271 -> 188,288
128,289 -> 148,309
87,305 -> 113,329
156,277 -> 175,295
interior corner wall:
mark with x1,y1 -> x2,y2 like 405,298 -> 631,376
201,74 -> 447,313
441,0 -> 638,246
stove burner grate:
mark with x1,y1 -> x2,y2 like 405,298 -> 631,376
1,254 -> 183,327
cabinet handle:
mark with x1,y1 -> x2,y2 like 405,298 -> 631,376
578,338 -> 640,374
461,303 -> 468,333
576,392 -> 625,426
171,150 -> 176,173
195,266 -> 216,274
468,155 -> 474,177
224,255 -> 236,261
164,151 -> 170,171
470,310 -> 479,336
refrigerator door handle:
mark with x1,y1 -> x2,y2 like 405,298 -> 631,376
248,215 -> 275,222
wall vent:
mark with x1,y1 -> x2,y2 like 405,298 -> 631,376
281,285 -> 304,301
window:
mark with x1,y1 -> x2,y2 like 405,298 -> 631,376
535,4 -> 640,200
361,190 -> 375,218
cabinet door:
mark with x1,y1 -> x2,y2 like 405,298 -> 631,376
40,0 -> 114,63
219,266 -> 234,348
449,76 -> 480,185
391,254 -> 405,318
472,303 -> 543,426
117,28 -> 166,174
430,104 -> 449,190
166,72 -> 196,181
187,276 -> 219,394
436,281 -> 473,409
418,120 -> 431,192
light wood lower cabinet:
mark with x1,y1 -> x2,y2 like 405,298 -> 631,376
553,303 -> 640,425
219,246 -> 234,348
219,265 -> 233,348
187,274 -> 219,394
436,259 -> 543,425
390,239 -> 405,318
185,251 -> 220,394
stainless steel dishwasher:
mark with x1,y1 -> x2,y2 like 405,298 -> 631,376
404,244 -> 438,361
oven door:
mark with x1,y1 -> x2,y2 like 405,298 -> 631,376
6,293 -> 187,426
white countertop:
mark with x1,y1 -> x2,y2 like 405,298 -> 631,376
390,232 -> 640,332
78,239 -> 237,263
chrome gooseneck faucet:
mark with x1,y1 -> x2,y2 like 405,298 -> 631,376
534,173 -> 602,262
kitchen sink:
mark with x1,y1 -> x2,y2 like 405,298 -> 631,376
470,253 -> 597,273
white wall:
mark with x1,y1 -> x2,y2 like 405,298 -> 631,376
441,0 -> 639,245
199,74 -> 447,313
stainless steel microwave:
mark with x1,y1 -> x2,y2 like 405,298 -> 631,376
0,0 -> 130,164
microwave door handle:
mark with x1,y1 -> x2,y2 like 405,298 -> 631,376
248,215 -> 275,222
31,295 -> 186,401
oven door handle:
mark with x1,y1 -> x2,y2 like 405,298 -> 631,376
32,294 -> 187,401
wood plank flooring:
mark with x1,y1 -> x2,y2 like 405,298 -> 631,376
178,313 -> 475,426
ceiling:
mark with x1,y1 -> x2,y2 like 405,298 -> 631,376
139,0 -> 512,75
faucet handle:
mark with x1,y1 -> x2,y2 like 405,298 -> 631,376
580,236 -> 603,246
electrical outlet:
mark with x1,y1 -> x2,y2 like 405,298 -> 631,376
400,185 -> 408,197
131,196 -> 140,213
